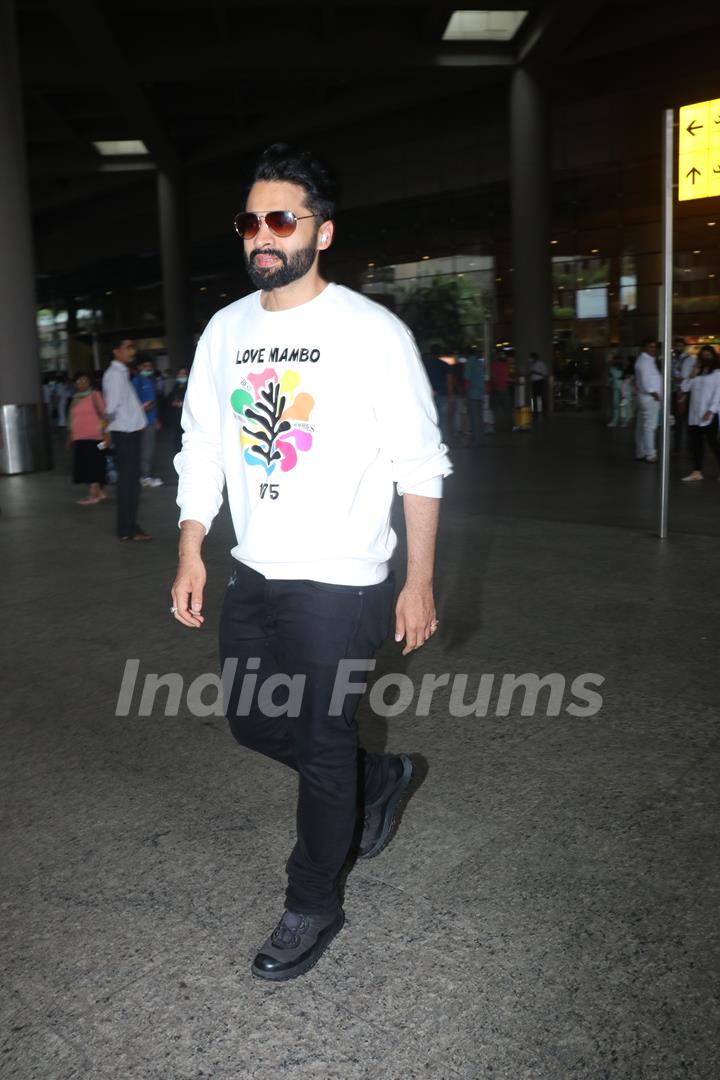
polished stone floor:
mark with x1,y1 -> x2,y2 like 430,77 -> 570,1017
2,417 -> 718,1079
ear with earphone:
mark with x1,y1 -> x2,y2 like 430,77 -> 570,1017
320,232 -> 329,246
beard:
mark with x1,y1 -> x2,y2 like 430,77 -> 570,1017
245,240 -> 318,291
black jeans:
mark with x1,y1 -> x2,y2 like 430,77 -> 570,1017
113,430 -> 142,537
531,379 -> 546,416
689,417 -> 720,472
219,561 -> 395,916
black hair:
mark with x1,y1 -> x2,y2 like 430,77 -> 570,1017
641,337 -> 657,349
698,345 -> 718,374
109,335 -> 131,353
73,369 -> 91,381
246,143 -> 339,222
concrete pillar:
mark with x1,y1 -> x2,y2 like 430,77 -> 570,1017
510,66 -> 553,404
158,170 -> 193,371
0,0 -> 51,473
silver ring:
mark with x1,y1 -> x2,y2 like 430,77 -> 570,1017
170,606 -> 178,614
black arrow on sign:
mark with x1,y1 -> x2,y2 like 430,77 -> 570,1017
714,165 -> 720,174
686,119 -> 704,137
687,166 -> 702,184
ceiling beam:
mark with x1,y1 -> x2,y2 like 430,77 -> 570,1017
514,0 -> 604,65
188,70 -> 493,170
21,37 -> 514,84
48,0 -> 178,172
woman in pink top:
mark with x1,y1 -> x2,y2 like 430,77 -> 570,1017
67,372 -> 108,505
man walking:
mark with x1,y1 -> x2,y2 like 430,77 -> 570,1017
102,337 -> 151,540
634,338 -> 662,463
171,143 -> 451,981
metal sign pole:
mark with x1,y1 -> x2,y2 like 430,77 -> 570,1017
659,108 -> 674,540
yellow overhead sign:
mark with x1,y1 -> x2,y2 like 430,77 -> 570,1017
678,99 -> 720,199
678,98 -> 720,201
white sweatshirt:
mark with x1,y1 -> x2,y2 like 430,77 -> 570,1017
175,283 -> 452,585
681,369 -> 720,427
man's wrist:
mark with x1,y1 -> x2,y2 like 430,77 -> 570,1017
179,519 -> 206,559
404,571 -> 434,589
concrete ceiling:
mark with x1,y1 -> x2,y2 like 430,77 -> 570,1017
14,0 -> 720,288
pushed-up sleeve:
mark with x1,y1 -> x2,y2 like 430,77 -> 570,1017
372,315 -> 452,498
174,330 -> 226,534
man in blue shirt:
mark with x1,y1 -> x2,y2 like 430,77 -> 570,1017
132,353 -> 164,487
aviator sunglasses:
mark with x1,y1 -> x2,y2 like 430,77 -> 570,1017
234,210 -> 318,240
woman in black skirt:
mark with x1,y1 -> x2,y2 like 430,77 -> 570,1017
67,372 -> 108,505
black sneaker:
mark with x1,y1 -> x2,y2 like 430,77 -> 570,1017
358,754 -> 413,860
251,909 -> 345,982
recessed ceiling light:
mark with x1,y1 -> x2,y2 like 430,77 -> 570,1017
367,262 -> 375,267
591,248 -> 599,254
421,255 -> 430,260
710,274 -> 716,279
693,249 -> 701,254
550,239 -> 559,245
93,139 -> 149,156
442,10 -> 529,42
708,221 -> 717,226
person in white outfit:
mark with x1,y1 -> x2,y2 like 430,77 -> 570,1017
634,339 -> 661,462
680,345 -> 720,482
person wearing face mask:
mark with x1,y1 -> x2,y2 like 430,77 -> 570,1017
67,371 -> 108,505
680,345 -> 720,482
168,368 -> 189,454
132,353 -> 164,488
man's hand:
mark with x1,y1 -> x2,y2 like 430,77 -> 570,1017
172,520 -> 207,628
396,493 -> 441,655
703,410 -> 713,423
395,582 -> 438,655
651,392 -> 660,401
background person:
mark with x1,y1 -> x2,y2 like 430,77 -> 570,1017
463,349 -> 486,447
634,338 -> 661,463
132,352 -> 164,488
102,338 -> 151,541
607,354 -> 624,427
672,337 -> 695,455
67,371 -> 107,505
529,352 -> 548,418
491,351 -> 512,430
680,345 -> 720,482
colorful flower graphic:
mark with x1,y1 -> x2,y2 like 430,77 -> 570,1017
230,369 -> 314,476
